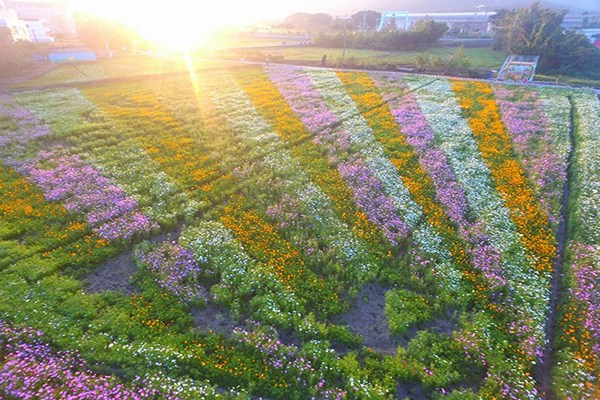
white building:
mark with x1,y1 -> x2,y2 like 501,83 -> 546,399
562,13 -> 600,30
0,5 -> 30,41
406,12 -> 497,34
380,11 -> 600,36
25,18 -> 53,42
3,0 -> 76,36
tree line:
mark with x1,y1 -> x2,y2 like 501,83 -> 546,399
491,2 -> 600,79
313,20 -> 449,51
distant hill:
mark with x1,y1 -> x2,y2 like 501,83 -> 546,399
363,0 -> 599,13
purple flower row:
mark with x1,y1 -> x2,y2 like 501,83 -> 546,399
18,150 -> 156,240
570,243 -> 600,359
370,74 -> 549,361
338,160 -> 409,243
266,66 -> 408,244
0,94 -> 51,164
233,325 -> 346,399
493,87 -> 567,224
370,73 -> 471,238
135,241 -> 208,303
0,320 -> 176,400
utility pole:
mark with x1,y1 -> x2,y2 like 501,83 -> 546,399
362,9 -> 367,33
342,14 -> 347,61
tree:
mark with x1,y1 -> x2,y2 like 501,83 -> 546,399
541,31 -> 600,79
0,28 -> 43,78
282,12 -> 333,31
491,2 -> 600,79
350,10 -> 381,31
447,46 -> 471,71
75,14 -> 148,51
412,19 -> 449,43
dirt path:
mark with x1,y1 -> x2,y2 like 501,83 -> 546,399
84,223 -> 184,295
536,95 -> 576,399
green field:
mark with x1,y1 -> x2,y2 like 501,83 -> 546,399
9,56 -> 234,88
254,45 -> 507,69
1,62 -> 599,399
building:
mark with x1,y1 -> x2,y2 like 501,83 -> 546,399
47,47 -> 96,63
379,11 -> 497,34
3,0 -> 76,36
562,13 -> 600,30
576,28 -> 600,45
24,18 -> 53,42
0,5 -> 30,40
379,11 -> 600,36
406,12 -> 497,35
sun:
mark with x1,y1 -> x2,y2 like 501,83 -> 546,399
67,0 -> 311,50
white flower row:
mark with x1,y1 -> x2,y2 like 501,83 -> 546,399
306,69 -> 423,229
407,78 -> 534,270
260,150 -> 378,281
88,146 -> 198,222
205,71 -> 377,282
306,68 -> 462,292
180,221 -> 304,325
572,91 -> 600,244
406,76 -> 549,333
201,71 -> 280,145
539,90 -> 572,161
15,88 -> 97,136
17,88 -> 194,225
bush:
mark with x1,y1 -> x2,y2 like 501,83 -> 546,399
314,20 -> 448,52
328,55 -> 380,69
385,289 -> 433,335
412,46 -> 471,74
0,28 -> 43,77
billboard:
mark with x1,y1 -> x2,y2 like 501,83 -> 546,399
497,55 -> 540,83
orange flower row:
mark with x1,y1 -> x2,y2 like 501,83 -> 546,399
82,84 -> 227,197
337,71 -> 458,239
0,169 -> 66,223
451,80 -> 556,272
220,195 -> 339,314
337,72 -> 503,308
231,68 -> 384,248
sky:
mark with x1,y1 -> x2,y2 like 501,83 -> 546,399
66,0 -> 599,48
67,0 -> 347,47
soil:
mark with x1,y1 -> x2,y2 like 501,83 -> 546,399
334,283 -> 458,356
334,283 -> 397,354
536,96 -> 576,399
191,302 -> 240,337
84,223 -> 184,295
396,382 -> 428,400
191,303 -> 303,349
85,247 -> 138,295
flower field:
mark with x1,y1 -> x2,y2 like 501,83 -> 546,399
0,63 -> 596,399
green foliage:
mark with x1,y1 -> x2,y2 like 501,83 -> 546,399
314,21 -> 448,52
327,55 -> 380,69
412,46 -> 471,73
407,331 -> 475,388
297,313 -> 363,346
0,28 -> 43,78
491,2 -> 600,79
350,10 -> 382,31
385,289 -> 433,335
74,13 -> 148,51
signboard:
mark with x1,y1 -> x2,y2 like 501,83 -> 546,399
497,55 -> 540,83
378,11 -> 410,31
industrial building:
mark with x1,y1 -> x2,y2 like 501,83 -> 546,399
0,5 -> 30,40
0,0 -> 74,43
379,10 -> 600,37
3,0 -> 75,35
